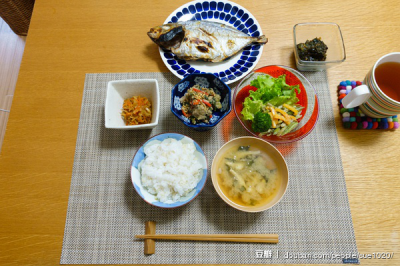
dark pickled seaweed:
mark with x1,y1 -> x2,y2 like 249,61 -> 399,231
297,37 -> 328,61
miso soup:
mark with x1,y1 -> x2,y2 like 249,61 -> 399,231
216,145 -> 281,207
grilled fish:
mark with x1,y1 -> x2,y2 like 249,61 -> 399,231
148,20 -> 267,62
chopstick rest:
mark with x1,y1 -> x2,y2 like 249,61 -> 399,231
144,221 -> 156,255
137,221 -> 279,255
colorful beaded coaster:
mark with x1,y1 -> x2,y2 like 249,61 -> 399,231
338,80 -> 399,129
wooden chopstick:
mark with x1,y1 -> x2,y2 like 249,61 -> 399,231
137,234 -> 277,239
136,234 -> 279,243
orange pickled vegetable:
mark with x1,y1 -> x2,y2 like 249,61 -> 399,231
121,96 -> 152,125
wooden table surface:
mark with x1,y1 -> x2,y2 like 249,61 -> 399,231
0,0 -> 399,265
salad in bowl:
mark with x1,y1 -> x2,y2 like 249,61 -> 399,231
241,73 -> 304,137
233,65 -> 319,143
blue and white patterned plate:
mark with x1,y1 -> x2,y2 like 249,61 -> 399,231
160,0 -> 264,84
130,133 -> 208,208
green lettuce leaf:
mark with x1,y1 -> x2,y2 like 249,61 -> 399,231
249,75 -> 282,102
267,95 -> 299,106
241,74 -> 301,121
241,98 -> 263,121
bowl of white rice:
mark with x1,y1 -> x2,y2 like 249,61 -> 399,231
131,133 -> 207,208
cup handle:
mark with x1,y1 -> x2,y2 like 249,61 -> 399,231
342,85 -> 372,108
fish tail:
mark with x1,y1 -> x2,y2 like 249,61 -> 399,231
253,35 -> 268,44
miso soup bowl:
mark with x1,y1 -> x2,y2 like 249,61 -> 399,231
211,137 -> 289,212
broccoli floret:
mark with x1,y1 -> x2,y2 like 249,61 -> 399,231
251,112 -> 272,132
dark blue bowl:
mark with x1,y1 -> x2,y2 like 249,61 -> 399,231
171,73 -> 232,131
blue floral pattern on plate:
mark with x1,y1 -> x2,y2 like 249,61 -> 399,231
160,0 -> 264,84
220,95 -> 229,112
209,115 -> 220,123
171,73 -> 231,131
178,81 -> 190,92
173,96 -> 182,110
194,76 -> 210,88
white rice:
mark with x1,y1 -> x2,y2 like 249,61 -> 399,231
140,138 -> 203,203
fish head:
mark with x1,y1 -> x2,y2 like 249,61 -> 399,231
147,23 -> 184,49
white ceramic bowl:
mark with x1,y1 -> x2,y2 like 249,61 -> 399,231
105,79 -> 160,129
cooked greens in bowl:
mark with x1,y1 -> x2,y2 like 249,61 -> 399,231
171,73 -> 232,131
180,85 -> 222,124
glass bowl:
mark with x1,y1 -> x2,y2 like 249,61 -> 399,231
233,65 -> 319,144
293,22 -> 346,71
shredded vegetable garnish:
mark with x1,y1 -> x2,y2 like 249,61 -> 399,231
121,96 -> 152,125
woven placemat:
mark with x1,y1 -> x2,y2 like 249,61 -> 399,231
61,72 -> 358,264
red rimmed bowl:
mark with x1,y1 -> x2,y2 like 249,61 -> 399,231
233,65 -> 319,143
